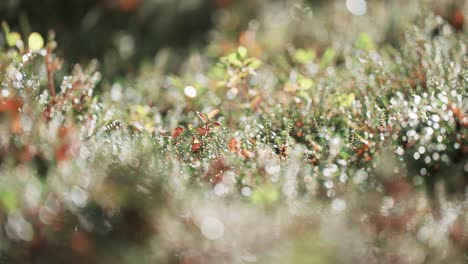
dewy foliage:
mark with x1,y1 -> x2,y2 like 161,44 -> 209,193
0,1 -> 467,263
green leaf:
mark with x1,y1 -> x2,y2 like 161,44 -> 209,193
237,46 -> 248,59
226,53 -> 241,66
355,32 -> 375,51
28,32 -> 44,51
3,23 -> 21,48
134,105 -> 150,118
245,57 -> 262,69
168,76 -> 184,88
1,21 -> 9,36
319,48 -> 336,69
336,93 -> 355,108
250,185 -> 279,205
7,32 -> 21,47
293,49 -> 316,64
1,190 -> 17,213
298,77 -> 314,90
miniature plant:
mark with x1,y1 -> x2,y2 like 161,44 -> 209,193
0,1 -> 467,263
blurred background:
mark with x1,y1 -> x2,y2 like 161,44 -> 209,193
0,0 -> 465,78
1,0 -> 216,75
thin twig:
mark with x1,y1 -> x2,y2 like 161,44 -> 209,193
45,47 -> 56,97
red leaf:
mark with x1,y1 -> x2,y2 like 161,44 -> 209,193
58,125 -> 74,138
55,143 -> 70,162
451,10 -> 464,31
118,0 -> 141,12
191,138 -> 202,152
280,145 -> 287,154
10,115 -> 22,134
0,98 -> 22,114
228,138 -> 238,153
448,103 -> 467,128
212,121 -> 221,126
196,127 -> 208,136
196,111 -> 207,123
171,127 -> 184,138
240,149 -> 254,159
0,98 -> 23,134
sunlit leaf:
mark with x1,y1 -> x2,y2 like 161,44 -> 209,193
293,49 -> 316,64
298,77 -> 314,90
28,32 -> 44,51
245,57 -> 262,69
319,48 -> 336,69
134,105 -> 150,118
355,32 -> 375,51
191,138 -> 202,152
1,190 -> 17,213
228,138 -> 238,153
7,32 -> 21,47
226,53 -> 241,65
196,111 -> 207,123
240,149 -> 254,159
207,109 -> 220,119
2,22 -> 21,47
237,46 -> 248,59
336,93 -> 355,108
0,98 -> 23,114
250,185 -> 279,205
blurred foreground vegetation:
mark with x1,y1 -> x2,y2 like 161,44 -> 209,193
0,0 -> 467,263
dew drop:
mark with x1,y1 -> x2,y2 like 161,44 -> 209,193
184,85 -> 197,98
241,186 -> 252,197
331,198 -> 346,211
200,216 -> 224,240
346,0 -> 367,16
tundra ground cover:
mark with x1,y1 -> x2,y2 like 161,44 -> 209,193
0,0 -> 467,263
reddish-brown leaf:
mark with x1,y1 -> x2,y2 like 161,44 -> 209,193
240,149 -> 254,159
196,127 -> 208,136
448,103 -> 467,128
228,138 -> 238,153
207,109 -> 220,120
191,138 -> 202,152
214,0 -> 233,8
0,98 -> 23,134
451,9 -> 464,31
212,121 -> 221,127
0,98 -> 22,114
18,146 -> 34,163
58,125 -> 74,138
55,143 -> 70,162
70,231 -> 91,255
10,115 -> 22,134
383,179 -> 412,201
449,217 -> 465,243
204,157 -> 229,185
250,95 -> 262,111
280,145 -> 287,153
171,127 -> 184,138
118,0 -> 141,12
196,111 -> 207,123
